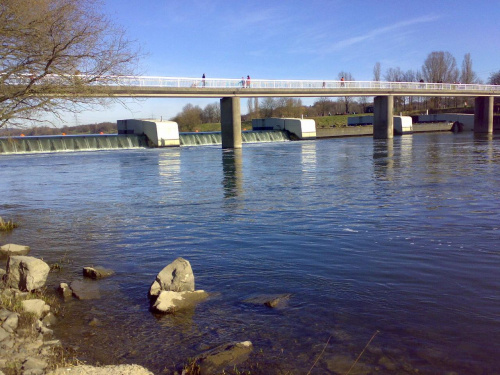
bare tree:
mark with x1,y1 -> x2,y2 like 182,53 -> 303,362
460,53 -> 480,84
172,103 -> 202,131
338,71 -> 354,113
422,51 -> 459,83
0,0 -> 140,128
373,62 -> 381,81
201,102 -> 220,123
489,71 -> 500,85
253,97 -> 260,118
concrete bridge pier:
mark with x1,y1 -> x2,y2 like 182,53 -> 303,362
474,96 -> 494,134
220,97 -> 242,149
373,96 -> 394,139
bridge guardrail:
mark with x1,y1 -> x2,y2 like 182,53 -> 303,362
4,74 -> 500,93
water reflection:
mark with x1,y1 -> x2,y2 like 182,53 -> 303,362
221,148 -> 243,199
373,139 -> 394,180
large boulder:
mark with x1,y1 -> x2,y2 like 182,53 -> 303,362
4,256 -> 50,292
194,341 -> 253,375
0,244 -> 30,257
148,257 -> 195,300
151,290 -> 208,314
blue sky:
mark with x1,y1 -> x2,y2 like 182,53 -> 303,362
66,0 -> 500,126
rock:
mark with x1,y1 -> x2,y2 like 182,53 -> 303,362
194,341 -> 253,375
4,256 -> 50,292
83,266 -> 115,279
244,293 -> 291,308
149,257 -> 195,300
21,299 -> 50,319
42,312 -> 57,327
2,312 -> 19,333
70,280 -> 101,300
151,290 -> 208,314
0,243 -> 30,257
47,364 -> 154,375
0,268 -> 5,278
58,282 -> 73,299
0,326 -> 10,342
0,309 -> 11,321
22,357 -> 47,375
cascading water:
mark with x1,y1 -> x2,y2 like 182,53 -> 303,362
179,130 -> 290,146
0,130 -> 291,154
0,134 -> 148,154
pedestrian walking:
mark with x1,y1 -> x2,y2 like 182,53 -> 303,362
202,73 -> 206,87
246,75 -> 251,88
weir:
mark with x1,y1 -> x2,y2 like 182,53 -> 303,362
0,134 -> 148,154
180,130 -> 290,146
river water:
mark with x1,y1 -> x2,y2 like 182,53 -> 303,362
0,132 -> 499,374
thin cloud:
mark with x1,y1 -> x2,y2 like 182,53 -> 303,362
327,14 -> 441,52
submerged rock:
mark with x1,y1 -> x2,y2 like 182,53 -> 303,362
70,280 -> 101,300
5,256 -> 50,292
83,266 -> 115,279
193,341 -> 253,375
149,257 -> 195,300
243,293 -> 291,308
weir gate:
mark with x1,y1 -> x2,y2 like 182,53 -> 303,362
13,76 -> 500,148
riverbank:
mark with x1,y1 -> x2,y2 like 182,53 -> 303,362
316,122 -> 452,138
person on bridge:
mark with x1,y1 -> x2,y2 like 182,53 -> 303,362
202,73 -> 206,87
340,77 -> 345,87
241,76 -> 246,88
246,75 -> 251,88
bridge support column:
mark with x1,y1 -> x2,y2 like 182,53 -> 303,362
474,96 -> 494,134
373,96 -> 394,139
220,97 -> 242,149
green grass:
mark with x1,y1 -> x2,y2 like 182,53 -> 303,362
0,217 -> 18,231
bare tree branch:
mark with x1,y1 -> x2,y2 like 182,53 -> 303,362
0,0 -> 141,128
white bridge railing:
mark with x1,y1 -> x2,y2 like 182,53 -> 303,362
5,74 -> 500,93
110,76 -> 500,92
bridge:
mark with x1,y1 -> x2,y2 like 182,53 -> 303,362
22,75 -> 500,147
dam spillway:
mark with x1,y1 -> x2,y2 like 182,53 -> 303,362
0,134 -> 148,154
0,130 -> 290,154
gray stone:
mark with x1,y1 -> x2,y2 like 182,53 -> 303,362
58,282 -> 73,299
151,290 -> 208,314
82,266 -> 115,279
2,312 -> 19,333
70,280 -> 101,300
0,243 -> 30,257
0,309 -> 11,321
195,341 -> 253,375
42,312 -> 57,327
149,257 -> 195,300
22,357 -> 47,371
0,326 -> 10,342
21,299 -> 50,319
5,256 -> 50,292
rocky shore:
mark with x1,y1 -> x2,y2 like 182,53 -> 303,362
0,243 -> 264,375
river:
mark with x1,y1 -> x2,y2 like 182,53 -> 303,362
0,132 -> 499,374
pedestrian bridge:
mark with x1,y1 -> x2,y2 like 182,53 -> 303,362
87,76 -> 500,98
16,75 -> 500,147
